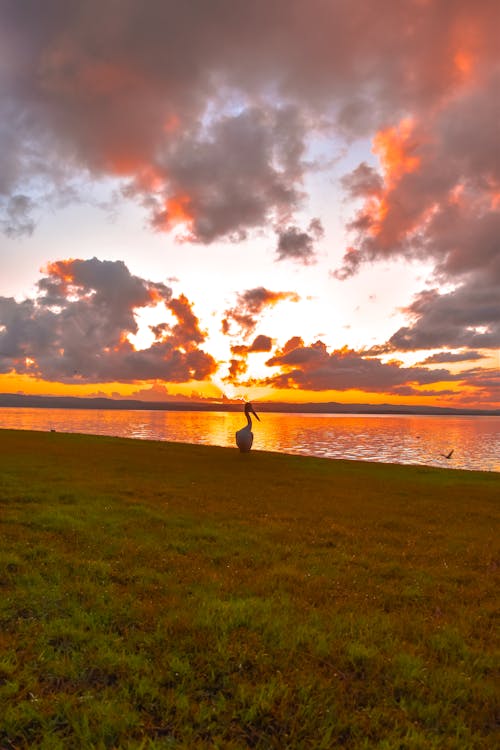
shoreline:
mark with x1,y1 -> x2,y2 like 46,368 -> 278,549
1,426 -> 497,476
1,393 -> 499,417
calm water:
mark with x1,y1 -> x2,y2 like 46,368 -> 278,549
1,407 -> 499,472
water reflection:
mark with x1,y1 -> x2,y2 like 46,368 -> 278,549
0,407 -> 498,472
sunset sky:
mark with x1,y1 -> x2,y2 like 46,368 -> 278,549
1,0 -> 499,409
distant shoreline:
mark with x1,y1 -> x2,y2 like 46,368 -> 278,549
1,392 -> 498,416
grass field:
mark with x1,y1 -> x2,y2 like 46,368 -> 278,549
0,428 -> 498,749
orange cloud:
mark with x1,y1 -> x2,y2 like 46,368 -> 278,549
449,12 -> 481,89
106,154 -> 151,178
491,191 -> 500,209
222,287 -> 301,339
348,117 -> 426,243
163,114 -> 180,133
372,117 -> 421,187
166,194 -> 193,225
42,259 -> 77,285
224,358 -> 248,383
1,258 -> 218,385
146,193 -> 194,235
453,49 -> 474,80
167,293 -> 206,349
148,192 -> 196,235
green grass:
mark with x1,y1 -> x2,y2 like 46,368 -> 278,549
0,428 -> 498,749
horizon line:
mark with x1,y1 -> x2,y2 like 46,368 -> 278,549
0,393 -> 498,417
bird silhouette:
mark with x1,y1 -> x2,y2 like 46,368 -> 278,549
235,402 -> 260,452
440,449 -> 454,459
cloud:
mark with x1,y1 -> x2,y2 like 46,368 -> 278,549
454,367 -> 500,405
0,2 -> 318,245
0,194 -> 37,237
221,290 -> 297,384
335,108 -> 500,283
160,294 -> 206,348
275,218 -> 324,264
222,287 -> 300,338
390,385 -> 457,398
0,257 -> 217,383
341,163 -> 383,200
225,334 -> 274,385
3,0 -> 498,258
250,335 -> 497,402
418,351 -> 486,365
231,335 -> 273,356
333,67 -> 500,354
250,337 -> 461,394
140,106 -> 310,243
224,357 -> 249,384
382,276 -> 500,352
101,383 -> 219,403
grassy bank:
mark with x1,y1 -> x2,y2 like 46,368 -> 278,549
0,429 -> 498,749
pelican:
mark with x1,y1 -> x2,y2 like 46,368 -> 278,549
236,402 -> 260,452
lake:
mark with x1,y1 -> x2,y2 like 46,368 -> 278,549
1,407 -> 498,472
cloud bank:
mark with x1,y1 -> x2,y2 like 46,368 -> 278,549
0,258 -> 216,383
0,0 -> 498,402
0,258 -> 497,404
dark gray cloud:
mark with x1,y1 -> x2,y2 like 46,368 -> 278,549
141,106 -> 309,243
0,257 -> 217,382
383,275 -> 500,352
275,218 -> 324,264
252,337 -> 461,393
222,287 -> 300,338
0,194 -> 37,238
0,0 -> 317,246
231,335 -> 273,355
418,351 -> 486,365
2,0 -> 499,261
333,65 -> 500,357
340,163 -> 383,200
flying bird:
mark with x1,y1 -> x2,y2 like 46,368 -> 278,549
235,402 -> 260,453
440,449 -> 454,459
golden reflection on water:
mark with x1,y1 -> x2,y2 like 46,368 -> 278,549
0,408 -> 498,472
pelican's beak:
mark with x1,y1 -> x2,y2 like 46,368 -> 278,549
251,405 -> 260,421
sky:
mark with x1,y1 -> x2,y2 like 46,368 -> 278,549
0,0 -> 499,409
